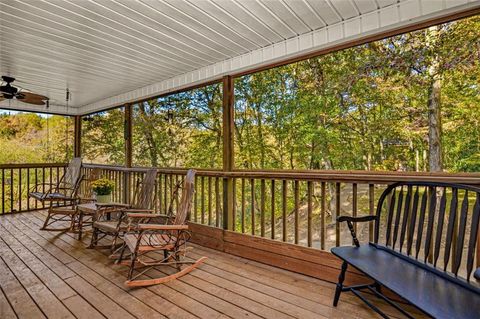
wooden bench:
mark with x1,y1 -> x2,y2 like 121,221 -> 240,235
331,181 -> 480,319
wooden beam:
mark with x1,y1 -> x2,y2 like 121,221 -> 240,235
124,104 -> 133,168
124,104 -> 133,203
222,75 -> 235,230
73,115 -> 82,158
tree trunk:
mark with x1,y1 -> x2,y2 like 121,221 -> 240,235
427,26 -> 443,172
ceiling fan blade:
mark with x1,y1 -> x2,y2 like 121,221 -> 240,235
16,92 -> 47,105
17,92 -> 48,101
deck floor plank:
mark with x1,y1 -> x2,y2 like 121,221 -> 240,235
0,284 -> 17,319
0,211 -> 426,319
21,212 -> 220,319
0,237 -> 74,319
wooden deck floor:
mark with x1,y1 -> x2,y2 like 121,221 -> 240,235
0,211 -> 423,319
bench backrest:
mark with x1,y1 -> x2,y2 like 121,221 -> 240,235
374,181 -> 480,282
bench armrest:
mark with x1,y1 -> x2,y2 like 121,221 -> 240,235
337,215 -> 377,248
337,215 -> 377,223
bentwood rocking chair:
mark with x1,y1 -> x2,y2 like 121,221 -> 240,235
29,157 -> 83,231
117,169 -> 207,287
89,169 -> 159,252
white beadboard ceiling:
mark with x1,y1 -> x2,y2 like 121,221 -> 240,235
0,0 -> 479,115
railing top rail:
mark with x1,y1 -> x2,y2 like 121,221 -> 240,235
0,163 -> 67,169
82,163 -> 480,184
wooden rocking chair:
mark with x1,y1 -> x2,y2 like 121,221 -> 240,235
117,169 -> 207,287
89,169 -> 159,252
29,157 -> 83,231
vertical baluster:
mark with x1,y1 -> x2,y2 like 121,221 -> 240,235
18,168 -> 22,212
10,169 -> 14,213
215,177 -> 220,228
241,178 -> 246,233
433,188 -> 447,266
208,177 -> 212,226
424,187 -> 437,263
415,188 -> 428,259
271,179 -> 275,240
467,193 -> 480,280
201,176 -> 205,224
1,168 -> 4,214
321,181 -> 326,249
399,186 -> 413,252
248,178 -> 255,235
41,167 -> 46,209
407,187 -> 420,256
282,180 -> 287,242
27,168 -> 30,211
260,179 -> 266,237
385,189 -> 397,247
163,174 -> 168,214
34,168 -> 38,210
369,184 -> 375,242
294,181 -> 300,245
352,183 -> 357,246
307,181 -> 313,247
232,177 -> 236,231
453,191 -> 469,275
193,176 -> 198,223
157,173 -> 162,215
335,182 -> 341,247
169,174 -> 174,212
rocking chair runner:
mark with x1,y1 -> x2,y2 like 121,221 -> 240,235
117,169 -> 207,287
89,168 -> 159,252
29,157 -> 83,231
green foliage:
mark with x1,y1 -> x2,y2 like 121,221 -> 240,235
234,15 -> 480,172
91,178 -> 115,195
132,84 -> 223,168
0,112 -> 73,164
81,108 -> 125,165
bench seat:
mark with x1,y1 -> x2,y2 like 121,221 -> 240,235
332,244 -> 480,319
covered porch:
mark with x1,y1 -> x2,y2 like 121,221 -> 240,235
1,1 -> 480,318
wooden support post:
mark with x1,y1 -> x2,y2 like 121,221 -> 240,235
73,115 -> 82,158
124,104 -> 133,204
222,75 -> 235,231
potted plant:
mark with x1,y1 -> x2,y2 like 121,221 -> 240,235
91,178 -> 115,203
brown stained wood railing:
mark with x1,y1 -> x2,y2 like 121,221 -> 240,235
80,164 -> 480,255
6,162 -> 480,267
0,163 -> 67,214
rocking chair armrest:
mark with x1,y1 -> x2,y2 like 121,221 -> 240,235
337,215 -> 377,223
337,215 -> 377,248
136,224 -> 189,231
126,213 -> 162,219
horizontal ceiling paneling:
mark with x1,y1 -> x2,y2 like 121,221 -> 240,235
0,0 -> 478,114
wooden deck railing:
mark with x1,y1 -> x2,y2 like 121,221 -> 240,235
80,164 -> 480,250
3,162 -> 480,251
0,163 -> 67,214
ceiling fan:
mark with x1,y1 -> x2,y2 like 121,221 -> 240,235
0,76 -> 49,106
